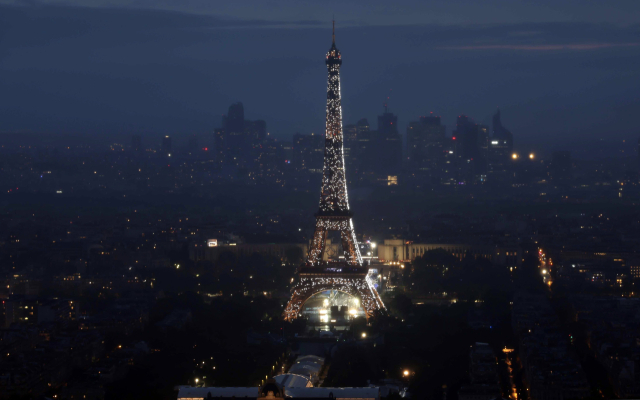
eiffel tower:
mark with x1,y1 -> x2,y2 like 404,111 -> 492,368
284,23 -> 385,321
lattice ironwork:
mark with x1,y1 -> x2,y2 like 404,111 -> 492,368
284,23 -> 385,321
284,273 -> 385,321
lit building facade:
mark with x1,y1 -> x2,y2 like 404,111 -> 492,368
377,239 -> 522,267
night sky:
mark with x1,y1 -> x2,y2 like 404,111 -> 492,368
2,0 -> 640,154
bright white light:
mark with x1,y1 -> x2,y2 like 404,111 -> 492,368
541,269 -> 547,275
361,332 -> 367,338
370,242 -> 377,249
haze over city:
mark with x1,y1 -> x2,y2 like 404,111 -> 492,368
2,1 -> 640,400
2,0 -> 640,155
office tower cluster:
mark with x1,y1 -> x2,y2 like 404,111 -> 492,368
131,104 -> 525,188
214,102 -> 268,168
200,105 -> 523,188
343,108 -> 518,187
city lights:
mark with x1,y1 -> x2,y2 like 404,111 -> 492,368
512,153 -> 519,160
529,153 -> 535,159
284,26 -> 385,321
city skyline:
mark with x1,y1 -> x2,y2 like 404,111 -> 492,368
2,4 -> 640,397
2,2 -> 640,155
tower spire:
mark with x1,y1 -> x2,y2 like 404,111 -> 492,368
332,19 -> 335,44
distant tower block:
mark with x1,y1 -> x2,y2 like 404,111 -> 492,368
284,22 -> 385,321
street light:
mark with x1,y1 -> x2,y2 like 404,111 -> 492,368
370,242 -> 377,249
361,332 -> 367,338
512,153 -> 519,160
529,153 -> 535,160
403,369 -> 410,377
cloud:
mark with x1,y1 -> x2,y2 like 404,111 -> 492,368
439,42 -> 640,51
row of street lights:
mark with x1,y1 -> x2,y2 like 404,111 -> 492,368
512,152 -> 535,160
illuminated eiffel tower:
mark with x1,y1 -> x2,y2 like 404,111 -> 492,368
284,23 -> 385,321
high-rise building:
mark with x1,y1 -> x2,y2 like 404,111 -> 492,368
214,103 -> 268,169
343,118 -> 373,183
452,115 -> 478,183
245,120 -> 267,142
377,108 -> 398,138
371,108 -> 402,181
487,109 -> 514,182
343,124 -> 357,164
215,102 -> 246,166
488,137 -> 511,181
225,102 -> 245,134
477,124 -> 490,177
456,115 -> 478,161
257,138 -> 285,183
406,113 -> 447,181
492,108 -> 513,149
292,133 -> 324,174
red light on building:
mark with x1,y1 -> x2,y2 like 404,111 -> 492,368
452,136 -> 456,140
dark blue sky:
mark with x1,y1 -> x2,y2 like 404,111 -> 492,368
1,0 -> 640,154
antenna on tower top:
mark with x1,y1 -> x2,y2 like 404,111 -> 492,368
332,18 -> 335,44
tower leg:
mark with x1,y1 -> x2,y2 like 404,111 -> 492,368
307,223 -> 327,266
340,219 -> 361,266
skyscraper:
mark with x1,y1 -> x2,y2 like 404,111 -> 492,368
406,113 -> 447,181
488,109 -> 514,182
225,102 -> 245,134
214,102 -> 268,169
453,115 -> 478,183
492,108 -> 513,149
292,133 -> 324,174
371,107 -> 402,182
